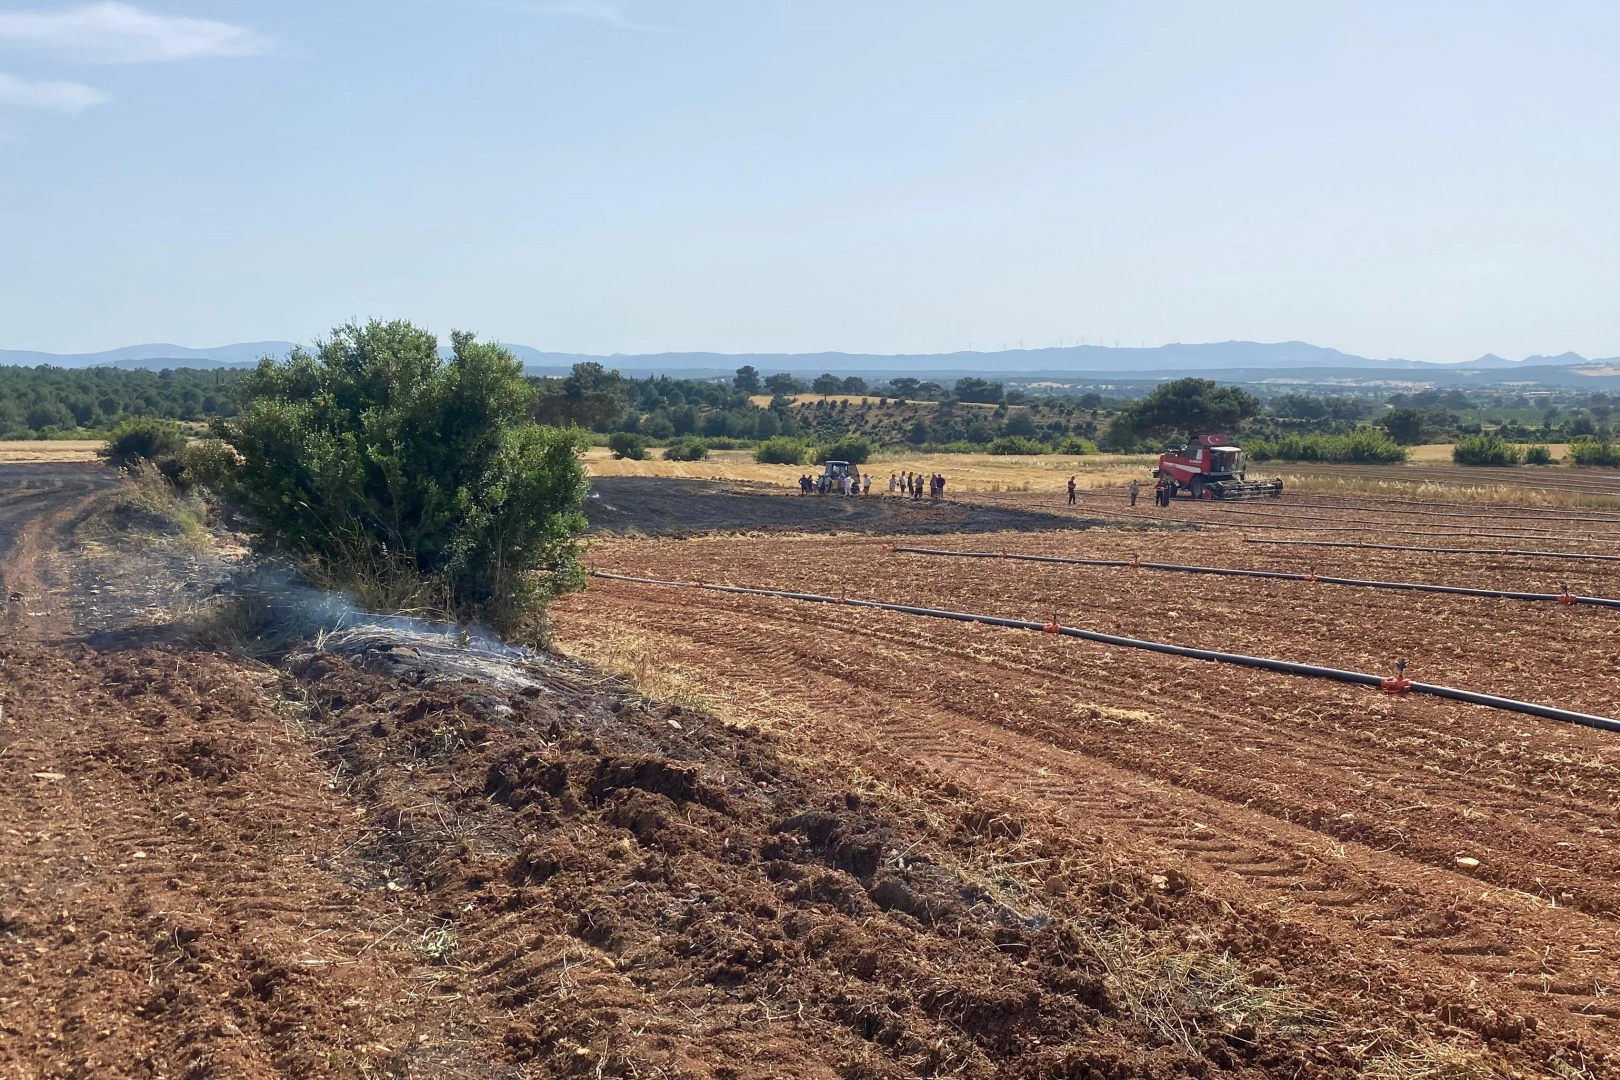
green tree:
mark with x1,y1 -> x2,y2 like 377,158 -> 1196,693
1453,435 -> 1523,466
1110,378 -> 1259,440
754,437 -> 806,465
813,436 -> 873,465
1002,410 -> 1038,437
533,361 -> 626,429
664,437 -> 709,461
607,431 -> 647,460
211,320 -> 589,637
1381,408 -> 1426,445
953,377 -> 1004,404
812,373 -> 843,396
764,373 -> 805,395
733,365 -> 761,394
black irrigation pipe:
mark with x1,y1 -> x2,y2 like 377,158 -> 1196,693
889,545 -> 1620,610
1275,495 -> 1620,524
593,571 -> 1620,733
1244,538 -> 1620,562
1185,520 -> 1620,545
1031,496 -> 1620,545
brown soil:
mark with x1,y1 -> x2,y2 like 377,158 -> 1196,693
6,463 -> 1620,1077
560,505 -> 1620,1076
0,633 -> 1359,1079
0,466 -> 1359,1078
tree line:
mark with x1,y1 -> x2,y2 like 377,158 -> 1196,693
0,366 -> 241,437
18,354 -> 1620,461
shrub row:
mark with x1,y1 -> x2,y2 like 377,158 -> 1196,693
1245,429 -> 1408,464
751,434 -> 1101,465
1452,434 -> 1524,466
1569,437 -> 1620,467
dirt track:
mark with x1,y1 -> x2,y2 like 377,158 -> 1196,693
0,464 -> 122,638
559,499 -> 1620,1072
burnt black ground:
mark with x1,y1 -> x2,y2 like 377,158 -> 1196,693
0,463 -> 120,593
586,476 -> 1122,536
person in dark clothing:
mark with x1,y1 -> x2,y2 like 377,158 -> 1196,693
1067,476 -> 1076,505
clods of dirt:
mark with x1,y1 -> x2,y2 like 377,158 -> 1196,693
1,635 -> 1392,1079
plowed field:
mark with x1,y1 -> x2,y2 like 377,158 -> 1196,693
557,493 -> 1620,1073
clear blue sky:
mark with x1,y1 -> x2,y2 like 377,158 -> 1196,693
1,1 -> 1617,361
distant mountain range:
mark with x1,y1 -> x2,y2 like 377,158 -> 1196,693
2,340 -> 1616,382
0,341 -> 297,370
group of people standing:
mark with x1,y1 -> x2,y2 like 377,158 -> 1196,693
890,471 -> 945,500
795,469 -> 949,500
800,471 -> 872,496
1065,474 -> 1171,507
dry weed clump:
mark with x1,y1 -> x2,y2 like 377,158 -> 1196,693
295,540 -> 454,623
116,459 -> 211,548
1077,924 -> 1326,1054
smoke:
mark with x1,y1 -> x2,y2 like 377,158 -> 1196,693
199,562 -> 551,691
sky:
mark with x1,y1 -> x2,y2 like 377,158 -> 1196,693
0,1 -> 1617,362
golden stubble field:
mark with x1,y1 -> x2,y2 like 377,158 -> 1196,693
585,443 -> 1620,507
582,445 -> 1159,491
0,440 -> 101,463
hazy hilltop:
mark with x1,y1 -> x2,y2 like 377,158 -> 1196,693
2,339 -> 1615,381
0,342 -> 299,370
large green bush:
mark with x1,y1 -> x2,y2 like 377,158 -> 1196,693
100,418 -> 188,481
663,437 -> 709,461
1245,429 -> 1407,464
1569,437 -> 1620,467
812,436 -> 873,465
754,437 -> 807,465
986,435 -> 1051,456
1453,434 -> 1524,466
1057,436 -> 1099,455
210,320 -> 590,637
1523,444 -> 1557,465
607,431 -> 647,460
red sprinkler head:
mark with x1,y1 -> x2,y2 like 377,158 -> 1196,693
1381,658 -> 1413,695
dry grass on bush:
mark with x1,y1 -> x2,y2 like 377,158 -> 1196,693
116,460 -> 210,547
